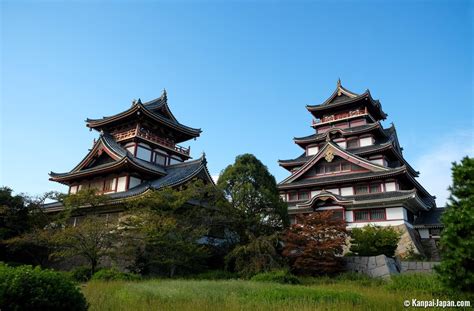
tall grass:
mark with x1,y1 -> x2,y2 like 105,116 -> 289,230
82,275 -> 474,311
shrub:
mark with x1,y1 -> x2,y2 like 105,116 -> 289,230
251,270 -> 300,284
0,263 -> 88,311
70,266 -> 92,282
192,270 -> 238,280
350,225 -> 401,257
91,268 -> 141,281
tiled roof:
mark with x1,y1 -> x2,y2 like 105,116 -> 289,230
278,167 -> 406,189
85,93 -> 201,138
414,208 -> 445,228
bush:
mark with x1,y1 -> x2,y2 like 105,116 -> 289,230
0,263 -> 88,311
91,268 -> 141,281
251,270 -> 300,284
70,266 -> 92,282
192,270 -> 238,280
350,225 -> 401,257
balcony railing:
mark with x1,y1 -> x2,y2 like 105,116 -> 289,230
113,127 -> 190,156
312,107 -> 368,126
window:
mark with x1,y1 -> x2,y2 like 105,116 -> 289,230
369,184 -> 381,193
355,185 -> 369,194
104,178 -> 115,192
341,163 -> 351,171
299,192 -> 309,200
370,209 -> 385,220
354,209 -> 385,221
154,153 -> 167,166
331,210 -> 344,220
347,139 -> 359,149
354,210 -> 369,221
136,146 -> 152,161
288,192 -> 298,201
90,180 -> 103,191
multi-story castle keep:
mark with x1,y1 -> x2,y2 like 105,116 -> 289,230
277,80 -> 439,255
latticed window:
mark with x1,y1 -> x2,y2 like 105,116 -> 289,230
299,192 -> 309,200
354,210 -> 370,221
347,139 -> 359,149
90,180 -> 103,191
370,209 -> 385,220
355,185 -> 369,194
369,184 -> 381,193
288,192 -> 298,201
104,178 -> 115,192
354,209 -> 385,221
155,153 -> 167,166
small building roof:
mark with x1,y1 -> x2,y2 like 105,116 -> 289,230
306,80 -> 387,120
86,91 -> 201,143
414,208 -> 445,228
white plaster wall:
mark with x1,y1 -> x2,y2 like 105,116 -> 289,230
340,187 -> 354,196
371,158 -> 384,166
70,186 -> 78,194
311,190 -> 321,197
327,188 -> 340,195
129,177 -> 141,189
386,207 -> 404,220
116,176 -> 127,192
418,228 -> 430,239
307,146 -> 319,156
136,146 -> 152,161
385,181 -> 396,191
336,141 -> 347,149
169,157 -> 182,165
345,210 -> 353,222
360,137 -> 373,147
126,146 -> 135,154
347,220 -> 406,229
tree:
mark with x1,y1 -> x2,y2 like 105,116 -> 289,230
349,225 -> 401,257
121,180 -> 235,276
218,154 -> 289,239
51,215 -> 118,274
1,188 -> 58,265
282,211 -> 347,276
436,156 -> 474,292
225,233 -> 284,277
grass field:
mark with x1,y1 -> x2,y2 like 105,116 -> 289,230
81,273 -> 473,311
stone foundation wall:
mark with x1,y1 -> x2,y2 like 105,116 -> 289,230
398,260 -> 439,273
344,255 -> 440,278
344,255 -> 399,278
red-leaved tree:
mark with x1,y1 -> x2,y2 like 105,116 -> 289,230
282,210 -> 347,276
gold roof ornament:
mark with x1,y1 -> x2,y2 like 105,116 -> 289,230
325,147 -> 335,162
337,78 -> 342,96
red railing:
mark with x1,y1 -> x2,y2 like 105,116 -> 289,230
313,107 -> 367,125
113,128 -> 190,156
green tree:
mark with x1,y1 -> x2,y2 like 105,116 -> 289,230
436,156 -> 474,292
51,215 -> 119,274
122,180 -> 234,276
218,154 -> 289,238
349,225 -> 401,257
225,233 -> 284,277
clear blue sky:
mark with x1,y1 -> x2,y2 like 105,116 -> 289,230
1,0 -> 472,206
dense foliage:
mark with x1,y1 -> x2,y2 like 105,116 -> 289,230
0,263 -> 88,311
436,156 -> 474,292
225,233 -> 284,277
250,270 -> 300,284
349,225 -> 401,257
282,211 -> 347,276
121,180 -> 236,276
91,268 -> 141,281
217,154 -> 289,238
